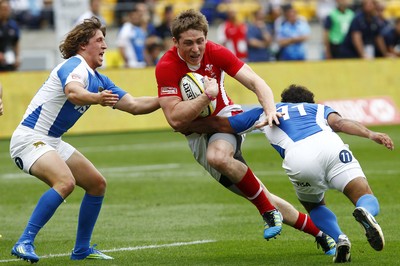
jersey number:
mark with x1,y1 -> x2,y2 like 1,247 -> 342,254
277,104 -> 307,120
339,150 -> 353,163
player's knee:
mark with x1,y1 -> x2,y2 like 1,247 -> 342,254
206,148 -> 231,170
54,175 -> 76,197
95,176 -> 107,194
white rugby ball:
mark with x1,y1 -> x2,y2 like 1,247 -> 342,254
179,72 -> 216,117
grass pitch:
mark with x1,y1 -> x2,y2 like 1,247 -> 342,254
0,125 -> 399,265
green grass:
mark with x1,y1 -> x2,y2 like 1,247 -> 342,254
0,125 -> 399,265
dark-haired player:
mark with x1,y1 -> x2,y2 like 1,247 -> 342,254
187,84 -> 394,263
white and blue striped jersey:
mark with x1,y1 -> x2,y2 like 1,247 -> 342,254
228,103 -> 338,158
20,55 -> 127,138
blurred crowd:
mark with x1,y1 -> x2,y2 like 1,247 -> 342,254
0,0 -> 399,71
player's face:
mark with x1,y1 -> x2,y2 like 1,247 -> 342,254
174,29 -> 207,66
82,29 -> 107,70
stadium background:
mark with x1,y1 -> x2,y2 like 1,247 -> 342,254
1,0 -> 400,138
0,1 -> 399,265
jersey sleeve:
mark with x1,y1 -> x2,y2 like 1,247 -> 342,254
155,56 -> 182,98
58,57 -> 87,91
99,73 -> 127,99
323,105 -> 339,119
228,107 -> 264,134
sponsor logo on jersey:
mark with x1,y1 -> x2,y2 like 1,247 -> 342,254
71,73 -> 81,80
33,141 -> 46,148
74,104 -> 90,114
160,87 -> 177,95
295,182 -> 311,187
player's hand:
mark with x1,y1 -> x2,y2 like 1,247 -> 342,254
255,111 -> 284,129
98,90 -> 119,107
203,76 -> 218,98
369,132 -> 395,150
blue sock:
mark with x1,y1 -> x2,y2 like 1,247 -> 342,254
356,194 -> 380,216
310,205 -> 343,242
73,193 -> 104,254
18,188 -> 64,243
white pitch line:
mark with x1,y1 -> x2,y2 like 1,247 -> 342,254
0,240 -> 216,263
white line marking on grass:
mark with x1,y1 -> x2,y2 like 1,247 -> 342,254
0,240 -> 216,263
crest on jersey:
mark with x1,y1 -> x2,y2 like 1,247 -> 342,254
205,64 -> 216,79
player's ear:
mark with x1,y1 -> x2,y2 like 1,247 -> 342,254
172,37 -> 179,47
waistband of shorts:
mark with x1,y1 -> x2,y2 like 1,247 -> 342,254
15,124 -> 57,139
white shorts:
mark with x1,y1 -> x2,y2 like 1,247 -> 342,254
9,125 -> 75,174
282,131 -> 365,203
186,132 -> 244,183
186,104 -> 245,185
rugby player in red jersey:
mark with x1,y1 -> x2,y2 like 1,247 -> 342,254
155,9 -> 336,254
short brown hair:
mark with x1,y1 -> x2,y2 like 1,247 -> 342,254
170,9 -> 208,41
59,16 -> 106,59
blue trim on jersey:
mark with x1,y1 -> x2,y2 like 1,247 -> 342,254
48,100 -> 85,137
271,144 -> 285,158
324,105 -> 336,118
58,57 -> 82,90
275,103 -> 335,142
228,107 -> 264,134
21,105 -> 42,129
94,71 -> 127,99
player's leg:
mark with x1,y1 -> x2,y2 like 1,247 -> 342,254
342,176 -> 378,214
223,178 -> 336,255
206,133 -> 282,239
66,149 -> 113,260
282,134 -> 346,243
9,129 -> 76,263
297,195 -> 350,262
328,141 -> 384,252
11,150 -> 75,263
269,192 -> 336,255
299,197 -> 344,243
338,175 -> 384,251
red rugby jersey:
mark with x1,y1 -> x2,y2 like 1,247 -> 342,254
156,41 -> 244,116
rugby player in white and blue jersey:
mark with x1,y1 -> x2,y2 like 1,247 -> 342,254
9,17 -> 159,263
186,84 -> 394,263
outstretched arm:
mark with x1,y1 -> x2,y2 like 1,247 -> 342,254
65,81 -> 119,106
180,108 -> 264,135
114,93 -> 160,115
327,113 -> 394,150
181,116 -> 234,134
234,64 -> 281,127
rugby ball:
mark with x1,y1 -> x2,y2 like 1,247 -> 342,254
179,72 -> 216,117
